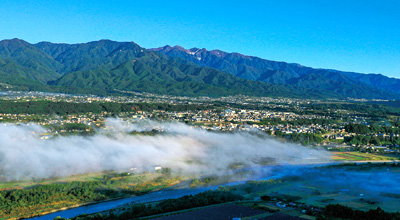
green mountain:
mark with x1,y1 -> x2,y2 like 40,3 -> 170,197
0,38 -> 398,99
54,51 -> 311,97
0,39 -> 62,83
36,40 -> 145,74
151,45 -> 400,97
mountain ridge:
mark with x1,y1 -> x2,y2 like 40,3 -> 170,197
150,45 -> 400,96
0,38 -> 398,99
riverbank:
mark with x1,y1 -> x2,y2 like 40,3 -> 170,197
37,162 -> 400,220
6,160 -> 400,219
0,173 -> 182,220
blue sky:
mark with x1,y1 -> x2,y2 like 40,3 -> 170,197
0,0 -> 399,78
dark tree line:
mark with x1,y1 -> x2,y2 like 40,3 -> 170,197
345,135 -> 400,146
318,204 -> 400,220
345,123 -> 400,135
0,100 -> 213,115
66,191 -> 244,220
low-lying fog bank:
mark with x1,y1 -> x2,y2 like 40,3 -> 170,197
0,119 -> 331,181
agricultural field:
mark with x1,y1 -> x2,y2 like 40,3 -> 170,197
150,203 -> 269,220
331,151 -> 400,161
218,163 -> 400,213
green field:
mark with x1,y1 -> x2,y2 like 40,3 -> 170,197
332,152 -> 400,161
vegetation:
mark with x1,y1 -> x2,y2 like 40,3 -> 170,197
318,204 -> 400,220
53,54 -> 310,98
0,39 -> 313,98
0,181 -> 104,218
322,161 -> 400,169
345,135 -> 400,147
154,45 -> 400,98
0,100 -> 214,115
331,152 -> 400,161
342,123 -> 400,146
249,118 -> 338,126
0,173 -> 180,219
345,123 -> 400,135
272,130 -> 323,145
2,39 -> 399,99
63,191 -> 243,220
241,101 -> 400,121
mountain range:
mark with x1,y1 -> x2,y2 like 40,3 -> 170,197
0,38 -> 399,99
150,45 -> 400,98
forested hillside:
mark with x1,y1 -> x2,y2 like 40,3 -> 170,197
0,38 -> 398,99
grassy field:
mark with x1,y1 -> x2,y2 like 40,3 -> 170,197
331,151 -> 400,161
0,172 -> 105,191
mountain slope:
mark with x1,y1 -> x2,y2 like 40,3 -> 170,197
150,45 -> 400,96
0,39 -> 62,82
149,45 -> 310,80
33,40 -> 318,98
35,40 -> 146,74
333,71 -> 400,95
0,38 -> 398,99
54,52 -> 313,97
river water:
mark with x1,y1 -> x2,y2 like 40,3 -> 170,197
28,187 -> 214,220
28,164 -> 298,220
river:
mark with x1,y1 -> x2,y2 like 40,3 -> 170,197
28,164 -> 300,220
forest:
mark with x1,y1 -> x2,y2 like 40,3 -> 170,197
0,173 -> 179,219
